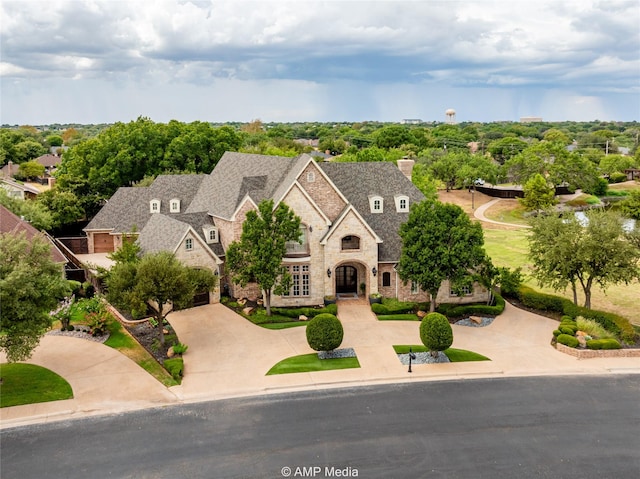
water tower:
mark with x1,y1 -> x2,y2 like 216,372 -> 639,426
445,108 -> 456,124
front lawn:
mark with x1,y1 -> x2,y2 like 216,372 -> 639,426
0,363 -> 73,408
266,353 -> 361,375
393,345 -> 490,362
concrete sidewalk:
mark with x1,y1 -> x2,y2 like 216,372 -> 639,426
2,300 -> 639,429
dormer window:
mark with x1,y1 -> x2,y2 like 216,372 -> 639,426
170,198 -> 181,213
369,195 -> 383,213
395,195 -> 409,212
203,226 -> 219,244
150,199 -> 161,213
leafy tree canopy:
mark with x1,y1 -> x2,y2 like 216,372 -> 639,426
0,232 -> 70,361
398,200 -> 488,311
225,199 -> 301,316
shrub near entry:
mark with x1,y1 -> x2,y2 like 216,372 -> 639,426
306,313 -> 344,352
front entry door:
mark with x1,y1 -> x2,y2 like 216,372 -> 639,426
336,266 -> 358,294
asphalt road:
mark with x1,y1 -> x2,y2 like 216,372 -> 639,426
2,376 -> 639,479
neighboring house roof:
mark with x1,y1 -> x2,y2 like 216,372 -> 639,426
0,204 -> 67,264
0,163 -> 15,178
320,162 -> 425,262
0,178 -> 41,196
35,154 -> 62,168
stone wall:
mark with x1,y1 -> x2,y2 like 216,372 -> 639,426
174,230 -> 220,303
555,343 -> 640,359
298,162 -> 346,222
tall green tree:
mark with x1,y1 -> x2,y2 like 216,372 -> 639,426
620,190 -> 640,220
519,173 -> 556,212
0,232 -> 69,361
398,201 -> 487,312
106,252 -> 216,346
0,189 -> 53,231
37,189 -> 85,229
16,160 -> 45,180
226,199 -> 301,316
528,210 -> 640,309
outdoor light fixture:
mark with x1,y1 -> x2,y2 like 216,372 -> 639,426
372,267 -> 377,276
327,268 -> 331,278
308,225 -> 313,233
214,270 -> 219,276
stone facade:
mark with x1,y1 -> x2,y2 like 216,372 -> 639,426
555,343 -> 640,359
174,230 -> 221,303
297,162 -> 346,222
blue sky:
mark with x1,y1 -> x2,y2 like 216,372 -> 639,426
1,0 -> 639,125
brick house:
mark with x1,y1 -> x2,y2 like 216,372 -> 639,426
84,152 -> 488,306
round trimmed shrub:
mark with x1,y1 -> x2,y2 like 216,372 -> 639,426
420,312 -> 453,357
306,313 -> 344,352
557,334 -> 579,348
560,315 -> 573,322
560,326 -> 576,335
587,338 -> 621,350
552,329 -> 562,337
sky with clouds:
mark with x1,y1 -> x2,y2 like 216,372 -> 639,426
1,0 -> 639,125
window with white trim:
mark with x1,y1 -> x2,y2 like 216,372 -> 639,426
150,199 -> 161,213
185,238 -> 193,251
203,226 -> 219,244
282,264 -> 310,297
307,171 -> 315,183
450,285 -> 472,296
395,195 -> 409,212
369,195 -> 384,213
411,280 -> 419,294
170,198 -> 181,213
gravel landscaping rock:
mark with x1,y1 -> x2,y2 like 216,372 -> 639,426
318,348 -> 356,359
47,328 -> 109,344
398,351 -> 450,365
455,316 -> 495,327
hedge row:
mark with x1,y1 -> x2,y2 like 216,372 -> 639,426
437,294 -> 505,318
518,286 -> 635,343
371,301 -> 424,315
271,303 -> 338,318
586,338 -> 622,350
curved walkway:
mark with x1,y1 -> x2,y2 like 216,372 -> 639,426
473,199 -> 531,228
3,300 -> 639,428
0,336 -> 178,426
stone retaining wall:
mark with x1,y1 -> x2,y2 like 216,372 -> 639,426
556,342 -> 640,359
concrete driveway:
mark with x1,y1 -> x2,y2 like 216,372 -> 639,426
3,298 -> 638,428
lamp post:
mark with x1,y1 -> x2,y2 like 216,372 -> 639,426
408,347 -> 416,373
471,187 -> 475,210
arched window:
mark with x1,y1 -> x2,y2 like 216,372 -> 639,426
170,198 -> 181,213
369,195 -> 383,213
149,199 -> 161,213
341,235 -> 360,250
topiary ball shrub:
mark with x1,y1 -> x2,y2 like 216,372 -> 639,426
560,326 -> 576,335
557,334 -> 579,348
552,329 -> 562,337
420,312 -> 453,357
306,313 -> 344,352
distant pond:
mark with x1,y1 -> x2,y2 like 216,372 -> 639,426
574,211 -> 636,232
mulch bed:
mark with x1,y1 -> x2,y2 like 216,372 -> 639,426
124,321 -> 173,363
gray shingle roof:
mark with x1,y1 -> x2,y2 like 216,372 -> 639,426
137,214 -> 190,254
319,162 -> 425,262
188,152 -> 303,219
84,187 -> 146,230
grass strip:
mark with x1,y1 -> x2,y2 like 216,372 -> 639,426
0,363 -> 73,408
267,353 -> 360,375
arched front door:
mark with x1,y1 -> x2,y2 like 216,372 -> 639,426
336,265 -> 358,294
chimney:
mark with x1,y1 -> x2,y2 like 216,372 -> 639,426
396,158 -> 415,181
7,161 -> 13,177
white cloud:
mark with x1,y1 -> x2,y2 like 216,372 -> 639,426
0,0 -> 638,123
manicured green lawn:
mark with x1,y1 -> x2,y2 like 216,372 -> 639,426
266,353 -> 361,375
261,321 -> 308,330
0,363 -> 73,408
393,345 -> 490,362
377,314 -> 420,321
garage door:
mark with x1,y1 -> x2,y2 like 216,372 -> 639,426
192,290 -> 210,307
93,233 -> 115,253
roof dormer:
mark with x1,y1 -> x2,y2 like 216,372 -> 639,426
150,199 -> 161,213
203,225 -> 219,244
170,198 -> 181,213
369,195 -> 383,214
394,195 -> 409,212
